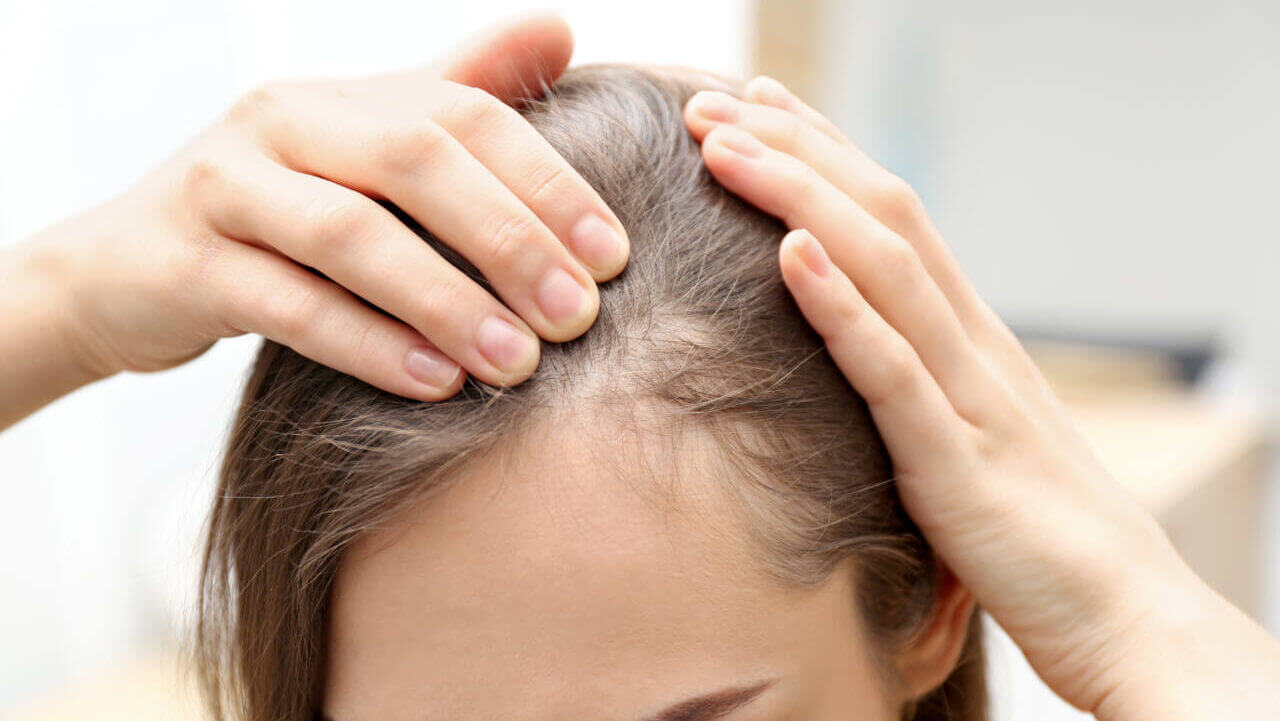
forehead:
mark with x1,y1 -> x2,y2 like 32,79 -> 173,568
323,420 -> 876,721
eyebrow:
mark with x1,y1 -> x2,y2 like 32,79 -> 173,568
318,680 -> 777,721
638,679 -> 777,721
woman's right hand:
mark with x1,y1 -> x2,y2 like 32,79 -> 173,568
685,78 -> 1280,721
10,14 -> 627,411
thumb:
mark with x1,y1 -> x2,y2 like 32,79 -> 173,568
434,13 -> 574,103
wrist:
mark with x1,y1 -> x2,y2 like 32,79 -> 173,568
1088,555 -> 1280,721
24,228 -> 118,378
0,221 -> 118,428
34,205 -> 139,376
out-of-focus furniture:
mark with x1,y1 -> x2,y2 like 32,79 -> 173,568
1026,336 -> 1270,619
1068,389 -> 1268,617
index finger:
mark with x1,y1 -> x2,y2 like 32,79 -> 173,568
431,87 -> 631,280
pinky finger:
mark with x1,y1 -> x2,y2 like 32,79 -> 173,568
207,240 -> 466,401
778,229 -> 970,461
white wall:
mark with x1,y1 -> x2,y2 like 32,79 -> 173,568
0,0 -> 749,710
820,0 -> 1280,415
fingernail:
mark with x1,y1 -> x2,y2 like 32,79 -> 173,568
535,267 -> 591,325
713,126 -> 764,158
690,91 -> 739,122
405,346 -> 461,389
477,315 -> 536,372
793,230 -> 831,277
568,213 -> 628,273
749,75 -> 797,110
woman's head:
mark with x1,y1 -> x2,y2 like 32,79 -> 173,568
198,65 -> 986,721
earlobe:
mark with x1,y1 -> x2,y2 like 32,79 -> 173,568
891,565 -> 978,701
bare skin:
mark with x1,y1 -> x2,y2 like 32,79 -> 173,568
684,79 -> 1280,720
0,14 -> 627,429
325,420 -> 973,721
1,13 -> 1278,721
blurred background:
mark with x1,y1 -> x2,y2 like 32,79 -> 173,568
0,1 -> 1276,719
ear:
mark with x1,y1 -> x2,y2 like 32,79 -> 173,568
890,564 -> 978,700
434,13 -> 575,103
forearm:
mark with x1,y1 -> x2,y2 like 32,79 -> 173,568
1092,562 -> 1280,721
0,229 -> 108,430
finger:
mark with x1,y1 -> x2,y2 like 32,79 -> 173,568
430,84 -> 630,280
313,78 -> 629,281
701,125 -> 1005,421
195,154 -> 541,387
249,93 -> 602,346
778,229 -> 971,462
431,12 -> 574,103
741,75 -> 851,146
698,83 -> 1059,407
203,239 -> 466,401
686,87 -> 997,349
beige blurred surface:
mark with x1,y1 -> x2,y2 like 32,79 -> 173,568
1,651 -> 205,721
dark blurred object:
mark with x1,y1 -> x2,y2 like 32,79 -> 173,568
1011,324 -> 1219,394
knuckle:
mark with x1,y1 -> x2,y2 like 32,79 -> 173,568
870,343 -> 922,405
345,317 -> 383,369
227,82 -> 289,124
306,198 -> 374,256
378,122 -> 451,177
876,237 -> 924,285
771,111 -> 806,153
829,290 -> 870,337
268,274 -> 323,340
182,231 -> 227,292
868,175 -> 926,226
440,85 -> 510,137
180,153 -> 228,200
521,162 -> 573,208
972,424 -> 1007,462
411,276 -> 464,331
784,163 -> 824,218
742,75 -> 771,102
482,211 -> 545,270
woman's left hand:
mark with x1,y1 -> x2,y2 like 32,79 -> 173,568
683,80 -> 1280,721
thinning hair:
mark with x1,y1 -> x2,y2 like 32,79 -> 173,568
196,64 -> 987,721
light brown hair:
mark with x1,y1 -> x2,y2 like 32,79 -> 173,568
196,64 -> 986,721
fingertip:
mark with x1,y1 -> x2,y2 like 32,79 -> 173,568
591,226 -> 630,281
411,370 -> 468,402
533,269 -> 600,343
683,94 -> 710,138
404,344 -> 466,400
778,228 -> 801,260
684,90 -> 739,137
445,12 -> 575,102
699,126 -> 767,194
778,229 -> 815,285
702,124 -> 766,162
742,74 -> 797,110
493,343 -> 542,388
513,11 -> 574,83
568,212 -> 630,281
474,314 -> 542,386
741,75 -> 768,101
791,229 -> 832,278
